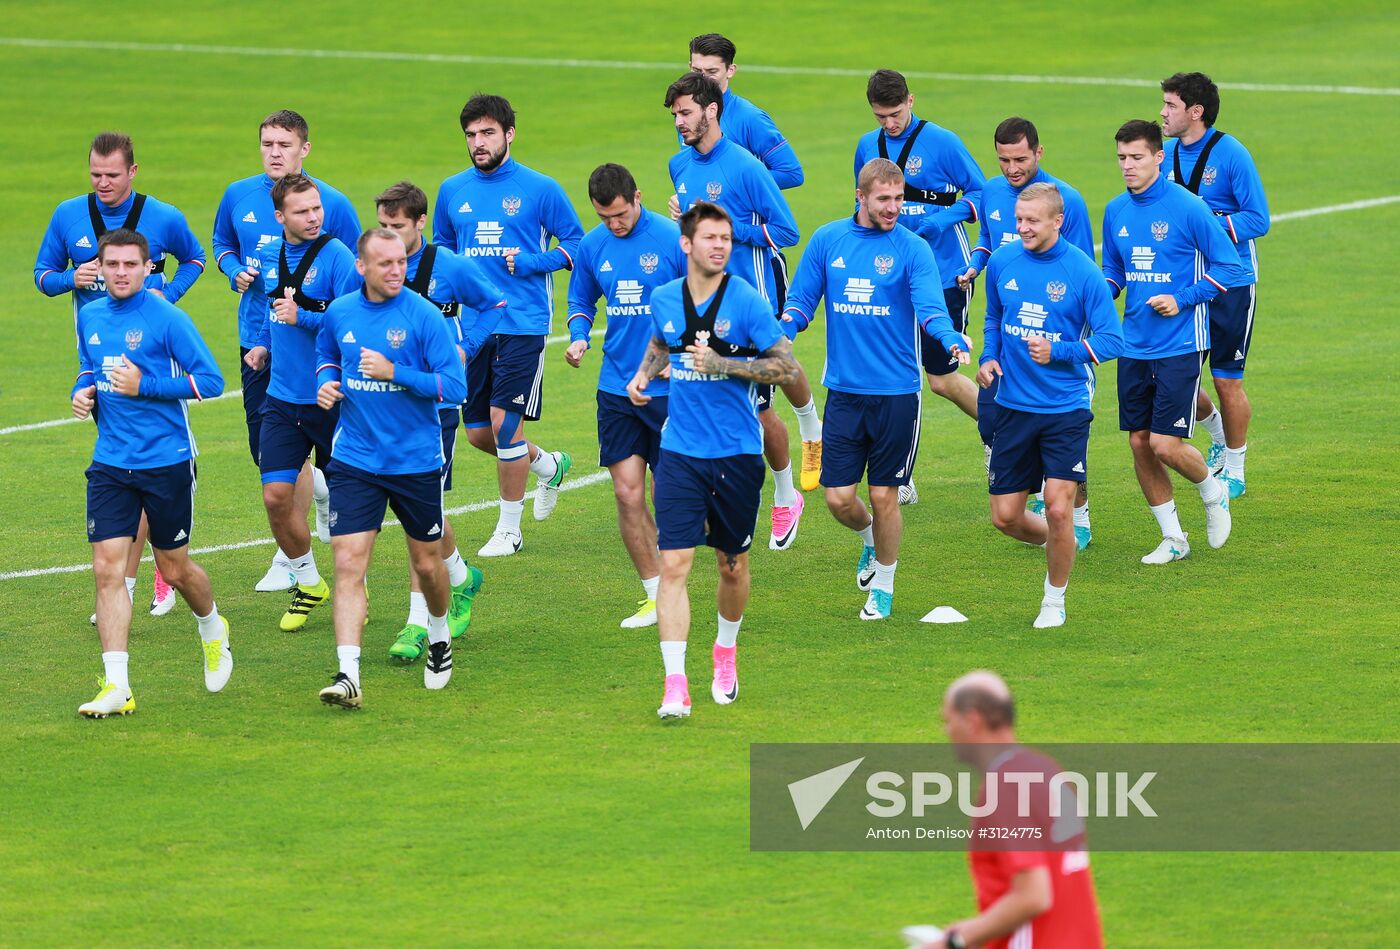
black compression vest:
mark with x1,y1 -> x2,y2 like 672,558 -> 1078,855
269,234 -> 334,313
88,193 -> 166,274
667,275 -> 760,358
404,243 -> 460,318
1172,130 -> 1225,195
877,121 -> 959,207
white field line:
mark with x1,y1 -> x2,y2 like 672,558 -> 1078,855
2,37 -> 1398,97
1,333 -> 571,436
0,470 -> 612,581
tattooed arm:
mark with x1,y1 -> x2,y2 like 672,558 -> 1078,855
687,336 -> 800,386
627,336 -> 672,406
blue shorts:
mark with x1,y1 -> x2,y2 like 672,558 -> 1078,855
654,450 -> 764,555
821,390 -> 921,488
921,285 -> 971,376
239,346 -> 271,465
259,396 -> 338,484
989,407 -> 1092,495
86,460 -> 196,549
439,407 -> 460,491
1118,352 -> 1207,438
597,391 -> 667,469
1208,284 -> 1256,378
325,459 -> 445,543
977,372 -> 1000,447
463,334 -> 546,426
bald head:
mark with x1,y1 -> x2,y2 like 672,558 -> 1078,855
945,670 -> 1015,730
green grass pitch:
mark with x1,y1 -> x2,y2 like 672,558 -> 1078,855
1,2 -> 1397,945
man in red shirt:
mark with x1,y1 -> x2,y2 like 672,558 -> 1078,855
917,670 -> 1104,949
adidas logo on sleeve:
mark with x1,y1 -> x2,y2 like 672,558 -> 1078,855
600,260 -> 612,272
342,331 -> 357,343
1004,278 -> 1019,290
88,333 -> 101,344
458,200 -> 473,213
243,211 -> 258,223
76,236 -> 92,249
1118,225 -> 1129,237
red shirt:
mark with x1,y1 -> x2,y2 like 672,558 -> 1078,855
967,748 -> 1103,949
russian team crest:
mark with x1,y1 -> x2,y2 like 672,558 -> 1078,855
386,327 -> 407,349
124,329 -> 143,350
905,155 -> 923,177
1202,166 -> 1218,186
306,265 -> 318,283
714,318 -> 731,338
874,254 -> 895,276
639,252 -> 659,274
428,278 -> 439,295
502,196 -> 522,216
1046,280 -> 1067,303
1151,220 -> 1170,242
706,181 -> 723,201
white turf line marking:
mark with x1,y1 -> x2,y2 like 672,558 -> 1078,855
2,37 -> 1399,97
2,193 -> 1397,580
0,470 -> 613,581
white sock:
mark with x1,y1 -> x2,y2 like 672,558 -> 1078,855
1225,444 -> 1247,480
407,591 -> 429,628
195,604 -> 223,641
793,398 -> 822,442
660,640 -> 687,678
102,651 -> 130,690
642,575 -> 660,600
290,551 -> 321,586
1200,408 -> 1225,445
427,612 -> 450,646
1044,574 -> 1067,604
1073,503 -> 1090,529
311,465 -> 329,502
1195,474 -> 1224,504
873,559 -> 897,593
772,464 -> 797,507
124,576 -> 136,601
273,546 -> 292,567
444,548 -> 468,586
1150,500 -> 1184,539
336,644 -> 361,684
856,519 -> 875,548
716,613 -> 742,649
529,449 -> 558,480
497,498 -> 525,533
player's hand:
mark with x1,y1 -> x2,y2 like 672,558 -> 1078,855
626,372 -> 651,406
243,345 -> 268,371
667,193 -> 682,220
976,359 -> 1002,388
71,385 -> 96,419
109,355 -> 142,396
564,340 -> 588,368
956,267 -> 978,291
659,364 -> 671,380
234,267 -> 258,293
504,247 -> 521,275
1026,335 -> 1052,364
317,380 -> 343,410
272,286 -> 298,325
73,259 -> 101,289
1146,294 -> 1180,317
946,334 -> 973,366
686,341 -> 725,374
359,347 -> 394,380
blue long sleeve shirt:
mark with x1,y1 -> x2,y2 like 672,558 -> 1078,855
853,116 -> 985,287
669,137 -> 800,310
315,289 -> 467,476
431,157 -> 583,337
970,167 -> 1095,273
72,291 -> 224,469
782,217 -> 963,396
212,173 -> 361,348
255,236 -> 361,404
405,241 -> 507,360
1101,172 -> 1247,359
675,88 -> 804,189
1165,130 -> 1269,286
566,209 -> 686,398
981,237 -> 1123,414
36,191 -> 206,316
649,276 -> 784,460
